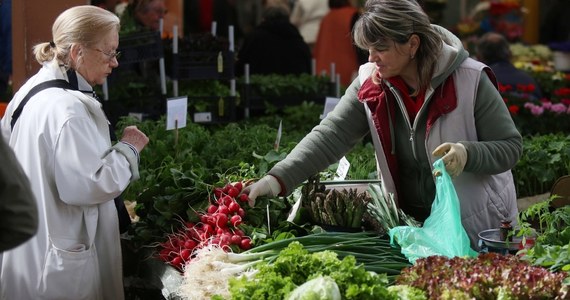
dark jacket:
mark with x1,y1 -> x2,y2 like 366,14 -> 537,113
235,18 -> 312,76
0,136 -> 38,252
489,61 -> 543,99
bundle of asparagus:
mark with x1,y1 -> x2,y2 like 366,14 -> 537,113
301,175 -> 371,229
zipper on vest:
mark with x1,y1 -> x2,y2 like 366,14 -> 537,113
389,86 -> 418,161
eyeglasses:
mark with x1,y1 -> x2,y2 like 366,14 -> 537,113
93,48 -> 121,61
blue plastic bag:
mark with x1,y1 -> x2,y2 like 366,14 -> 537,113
388,158 -> 478,263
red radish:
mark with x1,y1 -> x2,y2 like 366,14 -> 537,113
240,238 -> 252,250
200,214 -> 209,224
180,249 -> 191,261
183,239 -> 197,250
233,181 -> 243,192
232,228 -> 244,236
238,193 -> 249,203
213,187 -> 224,198
222,196 -> 234,206
207,204 -> 218,214
216,227 -> 225,235
223,183 -> 233,194
215,206 -> 227,216
220,233 -> 232,245
237,208 -> 245,218
230,234 -> 242,245
227,186 -> 239,198
202,224 -> 214,235
228,201 -> 240,213
184,222 -> 195,229
217,205 -> 229,215
230,215 -> 242,227
171,256 -> 183,267
215,213 -> 229,228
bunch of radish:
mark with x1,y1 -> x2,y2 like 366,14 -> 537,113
156,181 -> 252,271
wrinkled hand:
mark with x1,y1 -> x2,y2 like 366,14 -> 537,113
432,142 -> 467,177
120,126 -> 149,152
242,175 -> 281,207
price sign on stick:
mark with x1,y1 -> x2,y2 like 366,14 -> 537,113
274,120 -> 282,151
166,96 -> 188,130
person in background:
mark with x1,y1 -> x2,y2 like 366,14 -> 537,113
243,0 -> 522,250
235,2 -> 312,76
0,136 -> 38,252
477,31 -> 543,100
184,0 -> 243,41
121,0 -> 166,33
0,6 -> 149,299
313,0 -> 363,86
289,0 -> 329,51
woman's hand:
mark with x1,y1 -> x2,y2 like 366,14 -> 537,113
432,142 -> 467,177
120,126 -> 149,152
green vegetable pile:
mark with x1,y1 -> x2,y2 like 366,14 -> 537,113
219,241 -> 396,300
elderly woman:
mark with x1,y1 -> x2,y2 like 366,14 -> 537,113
244,0 -> 522,250
0,5 -> 148,299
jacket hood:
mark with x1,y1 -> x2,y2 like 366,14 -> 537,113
430,24 -> 469,88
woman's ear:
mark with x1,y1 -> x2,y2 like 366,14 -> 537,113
69,44 -> 81,65
409,34 -> 420,57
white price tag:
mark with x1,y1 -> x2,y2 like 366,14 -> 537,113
193,112 -> 212,123
334,156 -> 350,181
166,96 -> 188,130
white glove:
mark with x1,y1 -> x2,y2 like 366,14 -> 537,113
242,175 -> 282,207
432,142 -> 467,177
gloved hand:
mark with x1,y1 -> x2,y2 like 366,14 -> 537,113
432,142 -> 467,177
242,175 -> 282,207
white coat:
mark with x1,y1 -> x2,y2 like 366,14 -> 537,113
0,60 -> 138,300
290,0 -> 329,46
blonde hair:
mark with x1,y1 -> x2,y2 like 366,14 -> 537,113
352,0 -> 441,91
33,5 -> 120,67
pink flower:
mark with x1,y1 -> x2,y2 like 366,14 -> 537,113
550,103 -> 567,114
524,103 -> 544,116
541,100 -> 552,110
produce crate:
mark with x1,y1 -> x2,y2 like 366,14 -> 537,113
240,81 -> 334,117
320,179 -> 381,193
172,50 -> 235,81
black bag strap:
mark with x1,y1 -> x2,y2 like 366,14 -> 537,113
10,79 -> 74,130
